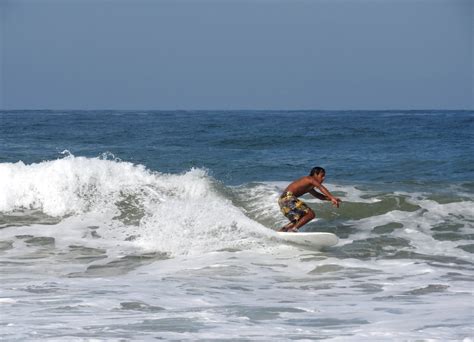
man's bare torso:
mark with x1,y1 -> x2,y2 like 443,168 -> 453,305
284,176 -> 316,197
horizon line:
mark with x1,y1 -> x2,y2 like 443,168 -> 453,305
1,108 -> 473,112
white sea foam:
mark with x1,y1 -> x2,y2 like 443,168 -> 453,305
0,298 -> 16,304
1,157 -> 473,340
0,156 -> 278,257
0,155 -> 156,216
1,157 -> 472,258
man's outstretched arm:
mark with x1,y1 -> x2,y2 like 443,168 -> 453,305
310,180 -> 341,207
309,189 -> 329,201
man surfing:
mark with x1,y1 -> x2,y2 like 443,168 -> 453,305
278,167 -> 341,232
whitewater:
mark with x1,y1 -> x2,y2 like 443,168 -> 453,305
0,154 -> 472,341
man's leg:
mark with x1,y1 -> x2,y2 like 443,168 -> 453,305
291,210 -> 315,231
279,222 -> 295,232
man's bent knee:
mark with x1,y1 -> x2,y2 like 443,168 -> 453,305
306,210 -> 315,221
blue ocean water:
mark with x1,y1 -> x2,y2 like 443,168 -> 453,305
0,110 -> 473,340
1,110 -> 472,184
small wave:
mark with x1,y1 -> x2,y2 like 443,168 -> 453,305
1,156 -> 472,259
0,154 -> 157,217
232,182 -> 474,262
0,155 -> 274,256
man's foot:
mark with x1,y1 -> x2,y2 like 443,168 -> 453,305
279,223 -> 294,232
279,226 -> 299,233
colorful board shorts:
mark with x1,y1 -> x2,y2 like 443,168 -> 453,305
278,191 -> 310,223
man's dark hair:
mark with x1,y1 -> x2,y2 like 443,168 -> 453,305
310,167 -> 325,176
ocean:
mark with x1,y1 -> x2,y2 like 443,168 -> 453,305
0,110 -> 473,341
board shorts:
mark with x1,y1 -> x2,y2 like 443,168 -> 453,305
278,191 -> 311,223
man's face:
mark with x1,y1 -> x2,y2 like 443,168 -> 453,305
314,172 -> 325,183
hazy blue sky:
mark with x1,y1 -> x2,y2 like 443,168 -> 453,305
0,0 -> 472,110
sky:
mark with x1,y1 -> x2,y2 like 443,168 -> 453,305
0,0 -> 472,110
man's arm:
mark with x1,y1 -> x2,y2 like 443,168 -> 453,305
309,188 -> 329,201
310,179 -> 341,207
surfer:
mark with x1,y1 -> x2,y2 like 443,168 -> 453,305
278,167 -> 341,232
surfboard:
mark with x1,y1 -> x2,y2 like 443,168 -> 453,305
277,232 -> 339,248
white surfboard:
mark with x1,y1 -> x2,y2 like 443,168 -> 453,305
277,232 -> 339,248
